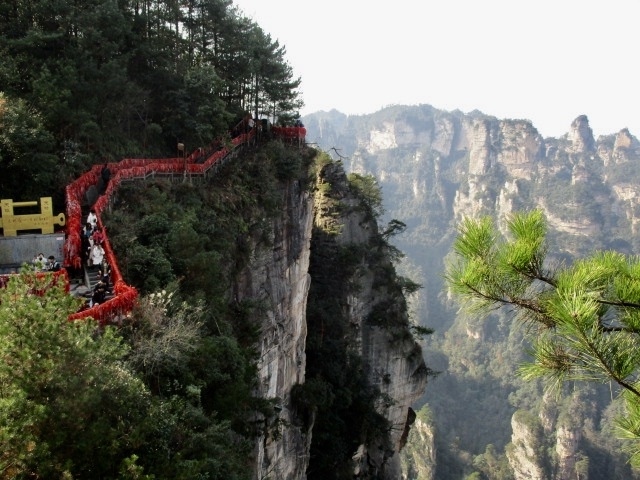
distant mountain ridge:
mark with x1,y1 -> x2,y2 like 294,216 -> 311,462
303,105 -> 640,256
304,105 -> 638,141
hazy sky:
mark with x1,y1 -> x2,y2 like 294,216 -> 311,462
234,0 -> 639,139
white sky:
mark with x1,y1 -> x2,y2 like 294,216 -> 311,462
233,0 -> 639,139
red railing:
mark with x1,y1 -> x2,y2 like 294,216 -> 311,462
62,127 -> 306,324
271,126 -> 307,143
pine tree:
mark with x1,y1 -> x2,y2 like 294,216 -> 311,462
445,209 -> 640,466
0,268 -> 150,478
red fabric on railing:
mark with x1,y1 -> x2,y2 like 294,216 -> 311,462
154,162 -> 177,174
271,126 -> 306,140
68,284 -> 137,324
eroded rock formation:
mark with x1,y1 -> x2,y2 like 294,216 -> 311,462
236,155 -> 428,479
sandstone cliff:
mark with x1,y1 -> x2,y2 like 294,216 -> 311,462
304,158 -> 429,479
103,141 -> 428,478
507,410 -> 546,480
233,150 -> 428,479
234,176 -> 314,479
400,410 -> 437,480
306,106 -> 640,255
506,393 -> 586,480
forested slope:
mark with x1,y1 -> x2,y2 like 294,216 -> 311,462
0,0 -> 301,206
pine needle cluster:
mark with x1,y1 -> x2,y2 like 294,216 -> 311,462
445,209 -> 640,466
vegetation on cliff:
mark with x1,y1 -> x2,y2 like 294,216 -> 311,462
0,0 -> 308,475
295,156 -> 428,479
0,270 -> 150,478
0,141 -> 423,478
0,1 -> 429,478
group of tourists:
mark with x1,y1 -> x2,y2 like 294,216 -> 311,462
79,208 -> 112,308
31,252 -> 61,272
82,209 -> 105,268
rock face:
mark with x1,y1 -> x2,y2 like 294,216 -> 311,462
555,423 -> 581,480
400,413 -> 437,480
305,106 -> 640,256
507,411 -> 546,480
567,115 -> 596,153
507,396 -> 584,480
235,178 -> 314,479
309,161 -> 429,479
235,158 -> 428,479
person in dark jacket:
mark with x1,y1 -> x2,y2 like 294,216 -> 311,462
47,256 -> 61,272
90,280 -> 107,307
101,163 -> 111,193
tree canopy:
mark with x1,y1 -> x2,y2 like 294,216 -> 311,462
0,266 -> 259,479
0,0 -> 302,200
445,209 -> 640,466
0,269 -> 150,478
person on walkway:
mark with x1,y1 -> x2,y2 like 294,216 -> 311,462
101,163 -> 111,193
89,242 -> 105,267
91,226 -> 104,246
98,267 -> 110,293
87,210 -> 98,229
90,280 -> 107,307
81,222 -> 93,264
47,255 -> 61,272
